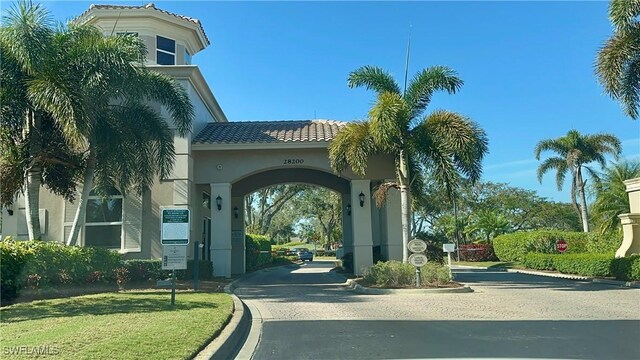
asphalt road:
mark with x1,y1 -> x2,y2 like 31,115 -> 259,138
234,261 -> 640,360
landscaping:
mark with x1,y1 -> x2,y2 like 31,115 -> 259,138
0,291 -> 234,360
359,260 -> 459,289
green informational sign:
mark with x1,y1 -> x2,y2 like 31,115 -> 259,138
161,208 -> 190,245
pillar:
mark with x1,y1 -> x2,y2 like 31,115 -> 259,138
211,183 -> 232,277
616,178 -> 640,258
341,194 -> 353,259
351,180 -> 373,275
382,187 -> 403,261
231,196 -> 246,275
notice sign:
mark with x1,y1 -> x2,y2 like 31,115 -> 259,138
162,208 -> 190,245
162,245 -> 187,270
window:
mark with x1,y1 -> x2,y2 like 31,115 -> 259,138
84,189 -> 123,249
184,49 -> 192,65
156,35 -> 175,65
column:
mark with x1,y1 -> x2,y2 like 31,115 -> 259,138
340,193 -> 353,259
616,178 -> 640,258
231,196 -> 246,274
210,183 -> 232,278
351,179 -> 373,275
382,187 -> 403,261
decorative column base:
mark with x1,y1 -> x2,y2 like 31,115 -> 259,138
616,214 -> 640,258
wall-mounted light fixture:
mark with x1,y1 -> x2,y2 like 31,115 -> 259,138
6,208 -> 13,216
359,192 -> 365,207
216,195 -> 222,211
233,206 -> 239,219
346,204 -> 352,216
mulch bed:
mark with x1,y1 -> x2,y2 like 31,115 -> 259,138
355,277 -> 464,289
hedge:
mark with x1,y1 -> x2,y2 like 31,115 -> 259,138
363,261 -> 451,288
586,231 -> 622,254
459,243 -> 498,262
522,253 -> 640,281
493,230 -> 589,262
0,238 -> 123,304
245,234 -> 272,271
124,259 -> 214,282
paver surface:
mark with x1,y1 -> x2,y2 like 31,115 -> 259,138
234,261 -> 640,359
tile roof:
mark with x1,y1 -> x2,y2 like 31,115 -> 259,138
78,3 -> 210,46
192,120 -> 348,145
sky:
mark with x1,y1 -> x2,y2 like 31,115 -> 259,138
4,0 -> 640,203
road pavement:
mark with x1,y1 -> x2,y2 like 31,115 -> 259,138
234,261 -> 640,359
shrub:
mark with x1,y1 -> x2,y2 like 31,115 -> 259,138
124,259 -> 214,282
586,231 -> 622,254
114,267 -> 130,289
1,238 -> 32,303
363,261 -> 452,288
493,230 -> 588,262
458,243 -> 498,262
523,253 -> 614,277
125,259 -> 165,282
245,234 -> 273,271
611,255 -> 640,281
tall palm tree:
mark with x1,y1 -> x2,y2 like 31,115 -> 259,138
0,0 -> 63,239
30,24 -> 194,246
535,130 -> 621,232
591,159 -> 640,233
596,0 -> 640,120
329,65 -> 488,262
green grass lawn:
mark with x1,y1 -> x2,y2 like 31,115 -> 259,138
452,261 -> 517,268
1,291 -> 233,360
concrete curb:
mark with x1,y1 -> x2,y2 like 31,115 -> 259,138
506,268 -> 640,288
193,277 -> 251,360
343,279 -> 474,294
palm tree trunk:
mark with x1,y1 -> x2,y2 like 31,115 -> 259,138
577,167 -> 590,232
24,109 -> 41,240
398,149 -> 411,263
67,144 -> 97,246
570,177 -> 582,226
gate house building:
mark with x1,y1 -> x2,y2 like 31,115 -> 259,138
1,3 -> 403,276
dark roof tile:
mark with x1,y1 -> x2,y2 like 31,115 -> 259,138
192,120 -> 348,144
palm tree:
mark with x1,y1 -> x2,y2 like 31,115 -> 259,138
596,0 -> 640,120
30,24 -> 194,246
0,0 -> 65,239
535,130 -> 621,232
329,65 -> 488,262
591,159 -> 640,233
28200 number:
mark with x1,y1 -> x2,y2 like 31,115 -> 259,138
283,159 -> 304,165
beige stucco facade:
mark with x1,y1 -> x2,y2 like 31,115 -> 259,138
0,4 -> 404,277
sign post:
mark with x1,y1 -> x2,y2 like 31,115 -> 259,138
442,243 -> 456,279
408,239 -> 428,288
161,208 -> 190,306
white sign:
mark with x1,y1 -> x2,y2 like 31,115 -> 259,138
442,243 -> 456,253
408,253 -> 428,267
162,208 -> 190,245
407,239 -> 428,253
162,245 -> 187,270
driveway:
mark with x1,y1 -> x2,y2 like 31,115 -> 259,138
234,261 -> 640,359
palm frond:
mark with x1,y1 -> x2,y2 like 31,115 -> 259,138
536,157 -> 567,190
413,110 -> 488,183
347,66 -> 401,95
328,121 -> 377,176
534,138 -> 569,160
609,0 -> 640,31
368,92 -> 409,152
404,66 -> 464,120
